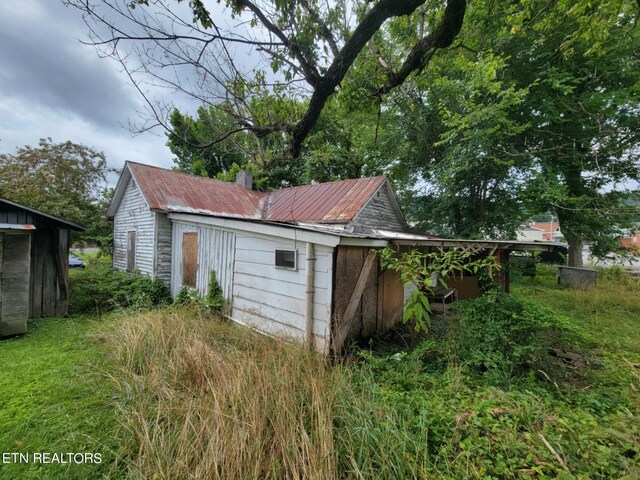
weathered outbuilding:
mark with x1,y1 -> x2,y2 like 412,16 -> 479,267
108,162 -> 556,353
0,198 -> 85,336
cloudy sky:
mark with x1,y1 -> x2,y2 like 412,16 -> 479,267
0,0 -> 177,177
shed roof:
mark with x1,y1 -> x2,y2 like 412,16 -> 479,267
0,197 -> 85,231
109,161 -> 390,224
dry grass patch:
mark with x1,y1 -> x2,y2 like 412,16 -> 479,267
103,308 -> 341,480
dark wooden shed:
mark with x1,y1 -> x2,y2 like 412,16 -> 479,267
0,198 -> 85,336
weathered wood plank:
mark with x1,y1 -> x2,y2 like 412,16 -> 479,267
0,233 -> 3,316
113,177 -> 156,276
42,235 -> 56,317
31,233 -> 44,318
55,229 -> 69,316
332,250 -> 377,353
1,233 -> 30,336
352,182 -> 405,231
379,268 -> 403,333
182,232 -> 198,288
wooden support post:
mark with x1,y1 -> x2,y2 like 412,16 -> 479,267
332,250 -> 377,354
52,229 -> 68,301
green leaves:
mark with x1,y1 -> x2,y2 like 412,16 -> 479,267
379,246 -> 501,333
403,289 -> 431,332
0,138 -> 113,246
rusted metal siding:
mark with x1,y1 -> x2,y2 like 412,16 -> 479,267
123,162 -> 390,226
113,177 -> 155,277
231,232 -> 333,354
170,221 -> 235,300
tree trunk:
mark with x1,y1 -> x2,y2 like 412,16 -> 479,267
567,239 -> 584,268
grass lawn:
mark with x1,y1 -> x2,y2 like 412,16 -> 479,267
0,316 -> 123,480
0,262 -> 638,479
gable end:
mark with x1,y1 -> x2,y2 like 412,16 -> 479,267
351,180 -> 407,231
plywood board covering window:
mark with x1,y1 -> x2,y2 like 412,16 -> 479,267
182,232 -> 198,288
127,231 -> 136,272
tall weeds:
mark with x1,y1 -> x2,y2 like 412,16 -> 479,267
104,309 -> 340,479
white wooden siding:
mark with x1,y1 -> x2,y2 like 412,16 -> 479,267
154,212 -> 172,287
113,177 -> 155,277
231,233 -> 333,354
170,222 -> 235,300
352,182 -> 405,231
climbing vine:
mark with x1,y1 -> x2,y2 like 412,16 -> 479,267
378,247 -> 500,333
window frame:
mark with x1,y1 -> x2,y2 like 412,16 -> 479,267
274,249 -> 297,270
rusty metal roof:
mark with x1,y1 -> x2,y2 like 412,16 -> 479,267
123,162 -> 387,224
128,162 -> 266,218
264,176 -> 386,223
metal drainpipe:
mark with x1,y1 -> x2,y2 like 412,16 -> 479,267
305,242 -> 315,350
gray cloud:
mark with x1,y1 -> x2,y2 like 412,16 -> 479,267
0,0 -> 174,175
0,1 -> 138,130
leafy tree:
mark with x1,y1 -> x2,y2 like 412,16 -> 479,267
169,96 -> 384,188
167,107 -> 246,178
0,138 -> 115,248
380,0 -> 640,264
508,1 -> 640,266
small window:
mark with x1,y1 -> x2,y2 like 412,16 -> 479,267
275,249 -> 296,270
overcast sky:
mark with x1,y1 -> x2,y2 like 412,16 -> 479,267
0,0 -> 177,178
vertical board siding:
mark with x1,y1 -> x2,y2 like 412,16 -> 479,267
1,204 -> 72,320
332,246 -> 379,343
352,182 -> 405,231
154,212 -> 172,288
232,233 -> 333,354
171,222 -> 235,300
113,177 -> 155,277
0,233 -> 31,336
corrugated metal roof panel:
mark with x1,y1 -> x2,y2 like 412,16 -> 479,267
264,177 -> 386,223
0,223 -> 36,230
126,162 -> 386,224
128,162 -> 266,218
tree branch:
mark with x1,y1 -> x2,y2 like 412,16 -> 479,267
233,0 -> 321,86
378,0 -> 467,95
290,0 -> 467,157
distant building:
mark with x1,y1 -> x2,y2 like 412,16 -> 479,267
516,224 -> 545,242
527,221 -> 564,242
620,229 -> 640,250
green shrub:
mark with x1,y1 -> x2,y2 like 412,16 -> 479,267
454,290 -> 571,383
69,257 -> 170,314
174,285 -> 201,305
173,271 -> 227,315
205,270 -> 227,313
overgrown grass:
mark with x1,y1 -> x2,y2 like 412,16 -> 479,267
97,308 -> 342,479
2,263 -> 639,479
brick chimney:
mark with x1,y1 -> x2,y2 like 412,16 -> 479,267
235,170 -> 253,190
